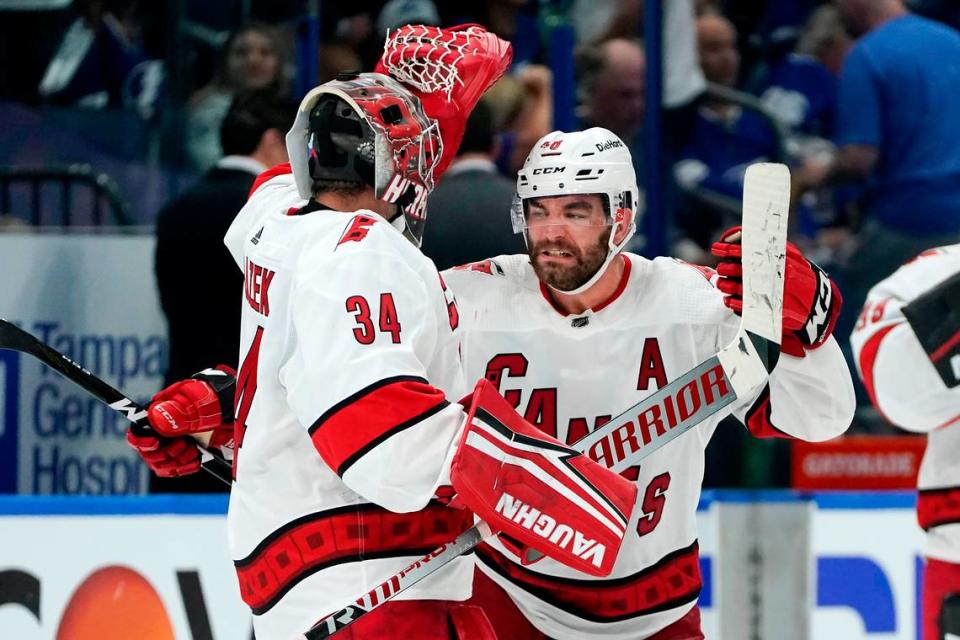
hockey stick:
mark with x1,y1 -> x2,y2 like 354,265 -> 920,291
0,319 -> 233,486
298,163 -> 790,639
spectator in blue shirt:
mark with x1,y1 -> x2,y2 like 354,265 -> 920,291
798,0 -> 960,238
795,0 -> 960,326
755,5 -> 851,138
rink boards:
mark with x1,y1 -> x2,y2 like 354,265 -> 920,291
0,492 -> 924,640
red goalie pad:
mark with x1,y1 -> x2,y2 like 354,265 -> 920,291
375,24 -> 512,181
451,379 -> 637,577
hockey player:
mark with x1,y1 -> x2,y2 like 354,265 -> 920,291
137,125 -> 854,638
437,128 -> 855,639
127,26 -> 639,640
850,245 -> 960,640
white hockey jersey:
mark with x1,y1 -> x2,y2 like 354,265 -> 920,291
850,244 -> 960,564
443,253 -> 854,640
222,166 -> 473,639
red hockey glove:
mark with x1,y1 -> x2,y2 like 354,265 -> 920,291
711,226 -> 842,357
127,366 -> 236,478
126,430 -> 201,478
451,379 -> 637,577
146,366 -> 236,445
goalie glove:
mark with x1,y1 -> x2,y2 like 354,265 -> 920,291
375,24 -> 512,181
451,379 -> 637,577
127,366 -> 236,477
712,226 -> 842,358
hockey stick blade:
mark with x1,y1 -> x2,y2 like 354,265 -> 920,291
0,319 -> 233,485
298,162 -> 790,638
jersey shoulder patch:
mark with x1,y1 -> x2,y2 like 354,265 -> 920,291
671,258 -> 718,283
663,258 -> 720,289
336,214 -> 380,247
450,258 -> 505,276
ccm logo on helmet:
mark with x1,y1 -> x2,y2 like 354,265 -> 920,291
595,139 -> 624,152
532,167 -> 565,175
495,492 -> 607,568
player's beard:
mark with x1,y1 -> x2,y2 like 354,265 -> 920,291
529,227 -> 611,292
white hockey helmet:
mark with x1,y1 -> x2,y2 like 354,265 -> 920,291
512,128 -> 640,294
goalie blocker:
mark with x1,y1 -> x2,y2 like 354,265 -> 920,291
453,379 -> 636,577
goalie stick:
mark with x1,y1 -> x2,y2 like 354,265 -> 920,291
0,319 -> 233,486
297,162 -> 790,639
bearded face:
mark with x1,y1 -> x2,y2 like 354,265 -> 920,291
529,225 -> 612,291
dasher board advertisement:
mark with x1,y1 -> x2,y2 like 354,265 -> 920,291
0,233 -> 164,495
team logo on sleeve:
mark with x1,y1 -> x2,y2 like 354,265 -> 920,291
438,274 -> 459,331
337,215 -> 378,247
451,259 -> 504,276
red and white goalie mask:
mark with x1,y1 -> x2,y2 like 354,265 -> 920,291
286,73 -> 441,244
511,128 -> 641,295
286,24 -> 512,246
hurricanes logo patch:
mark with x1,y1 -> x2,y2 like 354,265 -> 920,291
337,215 -> 378,247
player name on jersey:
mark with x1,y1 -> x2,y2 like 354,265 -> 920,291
244,258 -> 275,316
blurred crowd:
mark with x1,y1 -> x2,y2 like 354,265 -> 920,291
2,0 -> 960,485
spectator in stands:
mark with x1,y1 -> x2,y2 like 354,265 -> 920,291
749,5 -> 854,247
421,100 -> 525,270
154,91 -> 295,492
37,0 -> 149,109
575,38 -> 646,146
376,0 -> 440,36
317,42 -> 363,85
794,0 -> 960,351
485,64 -> 554,176
672,12 -> 780,259
438,0 -> 541,68
186,22 -> 288,170
574,39 -> 647,236
754,5 -> 850,138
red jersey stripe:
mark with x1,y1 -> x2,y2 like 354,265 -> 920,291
476,541 -> 701,622
918,486 -> 960,531
309,375 -> 449,476
234,502 -> 474,614
858,323 -> 902,420
592,255 -> 633,313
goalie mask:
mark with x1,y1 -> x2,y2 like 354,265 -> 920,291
512,128 -> 640,295
286,72 -> 442,244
